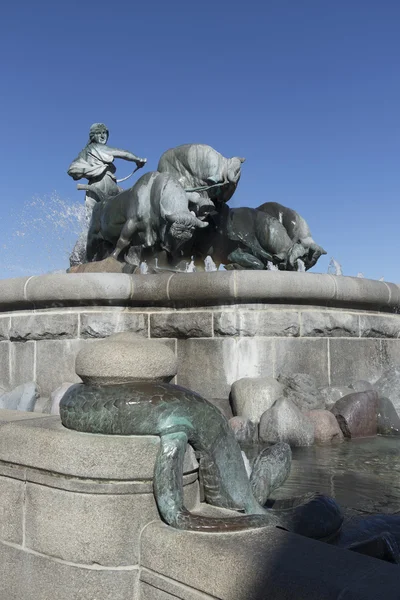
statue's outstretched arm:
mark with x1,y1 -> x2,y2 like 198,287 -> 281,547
106,146 -> 146,165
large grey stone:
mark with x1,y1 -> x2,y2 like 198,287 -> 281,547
229,416 -> 258,444
376,396 -> 400,435
0,382 -> 39,411
150,312 -> 212,338
301,310 -> 359,337
319,385 -> 354,409
0,542 -> 138,600
50,382 -> 76,415
259,397 -> 315,446
80,310 -> 148,338
9,313 -> 78,341
230,376 -> 284,423
331,391 -> 379,438
214,310 -> 299,337
76,332 -> 177,385
278,372 -> 324,411
373,367 -> 400,413
305,410 -> 344,444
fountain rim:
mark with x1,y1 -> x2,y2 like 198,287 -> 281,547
0,271 -> 399,312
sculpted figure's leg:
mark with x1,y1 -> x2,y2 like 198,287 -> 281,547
153,431 -> 190,528
227,249 -> 266,270
111,218 -> 137,260
250,443 -> 292,507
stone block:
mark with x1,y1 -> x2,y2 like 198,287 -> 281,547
9,312 -> 78,341
177,338 -> 274,399
0,276 -> 32,310
379,340 -> 400,377
80,310 -> 148,338
360,315 -> 400,338
274,338 -> 329,386
329,339 -> 384,386
131,272 -> 172,305
24,272 -> 132,307
0,417 -> 198,480
168,272 -> 235,306
214,310 -> 299,337
0,542 -> 138,600
0,475 -> 24,544
150,312 -> 212,338
35,339 -> 86,396
0,342 -> 10,389
140,521 -> 400,600
9,341 -> 35,388
25,482 -> 160,566
0,316 -> 10,340
333,276 -> 392,310
229,416 -> 258,444
301,310 -> 359,337
234,270 -> 336,304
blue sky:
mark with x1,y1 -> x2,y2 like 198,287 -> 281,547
0,0 -> 399,280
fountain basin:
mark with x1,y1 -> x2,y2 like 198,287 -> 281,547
1,271 -> 400,397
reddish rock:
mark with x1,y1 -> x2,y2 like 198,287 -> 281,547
306,410 -> 344,444
330,390 -> 378,438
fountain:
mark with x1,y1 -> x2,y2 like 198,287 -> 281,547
1,129 -> 400,599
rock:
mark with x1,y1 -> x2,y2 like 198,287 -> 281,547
278,373 -> 323,411
259,397 -> 315,447
75,332 -> 177,385
208,398 -> 233,420
373,368 -> 400,413
68,257 -> 124,274
34,397 -> 52,413
230,376 -> 284,423
0,382 -> 39,412
377,396 -> 400,436
349,380 -> 374,393
330,390 -> 378,438
319,386 -> 354,409
229,417 -> 258,445
50,382 -> 76,415
305,410 -> 344,444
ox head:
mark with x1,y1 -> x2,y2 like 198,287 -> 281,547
166,212 -> 208,244
227,156 -> 245,184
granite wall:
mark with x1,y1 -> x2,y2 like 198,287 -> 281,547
1,271 -> 400,398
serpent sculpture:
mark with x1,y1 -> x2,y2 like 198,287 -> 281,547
60,381 -> 343,539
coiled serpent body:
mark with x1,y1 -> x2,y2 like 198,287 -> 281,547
60,381 -> 343,539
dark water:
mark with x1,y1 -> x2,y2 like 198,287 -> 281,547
246,437 -> 400,515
